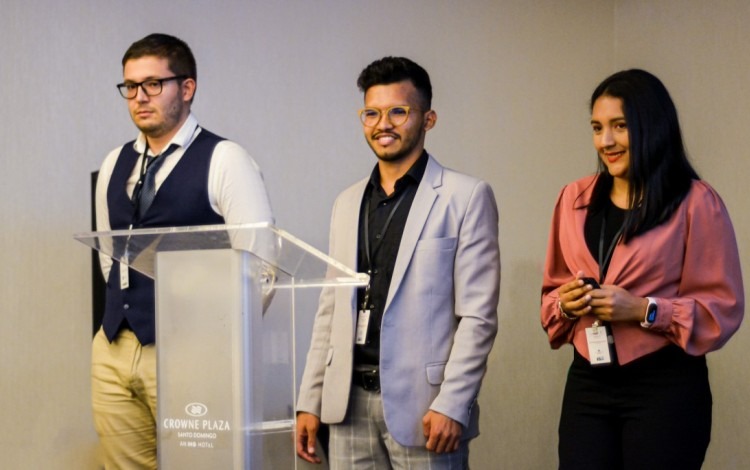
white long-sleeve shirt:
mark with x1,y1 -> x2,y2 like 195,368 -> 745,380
95,113 -> 274,279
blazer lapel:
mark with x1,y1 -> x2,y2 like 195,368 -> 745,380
384,155 -> 442,310
339,179 -> 368,270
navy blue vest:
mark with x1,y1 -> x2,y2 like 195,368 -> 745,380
103,129 -> 226,345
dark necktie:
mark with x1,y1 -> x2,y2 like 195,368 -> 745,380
138,144 -> 178,219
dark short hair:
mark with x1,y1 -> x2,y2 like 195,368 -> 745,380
357,57 -> 432,109
122,33 -> 197,81
588,69 -> 699,240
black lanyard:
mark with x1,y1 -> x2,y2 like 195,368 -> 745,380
131,145 -> 152,198
360,186 -> 412,309
597,207 -> 624,283
130,141 -> 163,227
596,205 -> 624,362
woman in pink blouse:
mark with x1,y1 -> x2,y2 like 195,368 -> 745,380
541,69 -> 744,469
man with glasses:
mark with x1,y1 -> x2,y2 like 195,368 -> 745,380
92,33 -> 273,468
296,56 -> 500,468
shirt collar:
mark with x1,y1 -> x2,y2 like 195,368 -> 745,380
133,113 -> 200,155
368,150 -> 429,193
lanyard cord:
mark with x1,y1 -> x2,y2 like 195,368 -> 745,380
597,205 -> 625,284
594,205 -> 624,354
127,144 -> 153,230
131,145 -> 152,204
361,186 -> 412,308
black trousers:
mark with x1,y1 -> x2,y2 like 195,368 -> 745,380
558,345 -> 712,470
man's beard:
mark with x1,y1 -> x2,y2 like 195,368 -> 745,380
134,100 -> 184,139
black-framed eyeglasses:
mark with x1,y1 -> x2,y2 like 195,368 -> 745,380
116,76 -> 187,99
358,106 -> 414,127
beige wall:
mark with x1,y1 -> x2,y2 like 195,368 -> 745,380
0,1 -> 746,468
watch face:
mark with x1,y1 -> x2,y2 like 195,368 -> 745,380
646,304 -> 657,323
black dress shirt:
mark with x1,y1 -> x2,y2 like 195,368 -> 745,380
354,151 -> 428,366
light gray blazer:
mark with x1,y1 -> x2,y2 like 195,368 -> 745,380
297,155 -> 500,446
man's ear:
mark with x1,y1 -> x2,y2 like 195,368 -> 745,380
423,109 -> 437,131
181,78 -> 196,103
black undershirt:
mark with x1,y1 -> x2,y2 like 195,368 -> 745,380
584,198 -> 627,281
354,151 -> 428,367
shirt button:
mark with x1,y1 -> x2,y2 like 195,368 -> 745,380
123,304 -> 130,310
375,234 -> 382,239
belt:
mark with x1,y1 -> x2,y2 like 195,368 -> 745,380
352,367 -> 380,392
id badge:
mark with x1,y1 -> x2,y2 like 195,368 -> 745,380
585,322 -> 613,366
119,258 -> 129,290
355,309 -> 370,345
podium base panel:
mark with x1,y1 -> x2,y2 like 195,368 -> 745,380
156,250 -> 296,469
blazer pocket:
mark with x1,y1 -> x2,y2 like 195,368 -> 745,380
425,362 -> 447,385
415,237 -> 457,252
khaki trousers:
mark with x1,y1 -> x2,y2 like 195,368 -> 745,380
92,327 -> 157,469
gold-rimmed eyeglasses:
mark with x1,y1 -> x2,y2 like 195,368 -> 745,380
359,106 -> 415,127
116,75 -> 187,99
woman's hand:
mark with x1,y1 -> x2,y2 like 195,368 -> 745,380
588,284 -> 648,323
557,271 -> 596,319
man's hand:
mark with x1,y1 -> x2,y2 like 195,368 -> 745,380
422,410 -> 462,454
296,412 -> 322,464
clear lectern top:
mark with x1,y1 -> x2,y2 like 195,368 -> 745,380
75,221 -> 368,288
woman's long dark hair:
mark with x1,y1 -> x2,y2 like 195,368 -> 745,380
587,69 -> 699,242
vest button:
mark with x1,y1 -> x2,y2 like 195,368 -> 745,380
123,304 -> 130,310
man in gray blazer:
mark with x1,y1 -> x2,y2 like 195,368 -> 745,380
296,57 -> 500,469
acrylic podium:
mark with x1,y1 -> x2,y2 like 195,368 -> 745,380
75,222 -> 367,469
